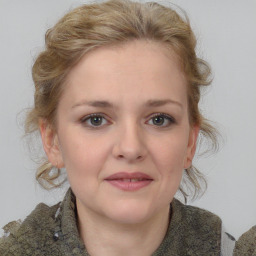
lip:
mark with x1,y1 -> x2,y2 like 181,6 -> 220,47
105,172 -> 153,191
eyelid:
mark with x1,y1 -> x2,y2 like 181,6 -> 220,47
80,113 -> 110,127
146,112 -> 176,126
80,112 -> 107,122
149,112 -> 175,121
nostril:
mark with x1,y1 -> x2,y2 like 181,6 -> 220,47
117,154 -> 143,160
112,139 -> 146,161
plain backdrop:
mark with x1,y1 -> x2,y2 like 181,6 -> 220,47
0,0 -> 255,240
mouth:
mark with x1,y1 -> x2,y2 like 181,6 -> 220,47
105,172 -> 153,191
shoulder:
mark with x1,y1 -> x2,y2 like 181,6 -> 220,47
233,225 -> 256,256
171,199 -> 236,255
162,199 -> 222,255
0,202 -> 60,256
172,198 -> 222,229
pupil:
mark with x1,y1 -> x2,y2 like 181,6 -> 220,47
153,116 -> 164,125
91,116 -> 102,126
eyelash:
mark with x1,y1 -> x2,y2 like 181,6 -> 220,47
147,113 -> 176,127
80,113 -> 109,128
80,113 -> 176,128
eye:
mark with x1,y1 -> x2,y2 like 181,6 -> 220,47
147,113 -> 175,127
81,114 -> 108,127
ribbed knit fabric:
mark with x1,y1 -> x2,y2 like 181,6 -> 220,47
233,226 -> 256,256
0,188 -> 223,255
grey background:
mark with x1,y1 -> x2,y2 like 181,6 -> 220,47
0,0 -> 255,239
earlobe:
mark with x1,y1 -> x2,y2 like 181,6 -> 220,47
39,119 -> 64,168
184,125 -> 200,169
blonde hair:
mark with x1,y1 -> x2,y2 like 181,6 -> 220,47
25,0 -> 218,200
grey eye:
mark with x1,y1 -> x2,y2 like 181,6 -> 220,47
152,116 -> 165,126
81,114 -> 108,127
148,114 -> 175,127
90,116 -> 103,126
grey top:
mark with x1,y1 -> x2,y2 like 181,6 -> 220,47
233,225 -> 256,256
0,188 -> 234,255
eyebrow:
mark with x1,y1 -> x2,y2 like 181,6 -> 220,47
72,100 -> 114,109
146,99 -> 183,108
72,99 -> 183,109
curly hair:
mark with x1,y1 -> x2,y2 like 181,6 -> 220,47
25,0 -> 218,200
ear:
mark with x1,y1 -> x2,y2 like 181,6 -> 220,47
183,125 -> 200,169
39,119 -> 64,168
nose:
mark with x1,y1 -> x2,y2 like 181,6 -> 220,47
112,122 -> 147,162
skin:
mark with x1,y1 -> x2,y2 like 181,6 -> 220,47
40,40 -> 199,256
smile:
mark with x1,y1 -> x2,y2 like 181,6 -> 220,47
105,172 -> 153,191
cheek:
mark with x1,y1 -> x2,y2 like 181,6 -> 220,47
58,131 -> 111,180
149,139 -> 185,205
149,133 -> 189,172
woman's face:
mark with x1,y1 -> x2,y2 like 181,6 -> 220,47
42,40 -> 198,224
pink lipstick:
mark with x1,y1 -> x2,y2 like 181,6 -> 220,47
105,172 -> 153,191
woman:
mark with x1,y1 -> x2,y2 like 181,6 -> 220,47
0,0 -> 235,255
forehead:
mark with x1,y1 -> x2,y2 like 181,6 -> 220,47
62,40 -> 187,106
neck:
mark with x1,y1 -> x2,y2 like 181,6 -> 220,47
77,202 -> 170,256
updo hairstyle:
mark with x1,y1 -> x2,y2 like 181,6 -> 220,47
25,0 -> 218,200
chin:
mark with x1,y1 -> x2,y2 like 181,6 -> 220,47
103,201 -> 157,225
